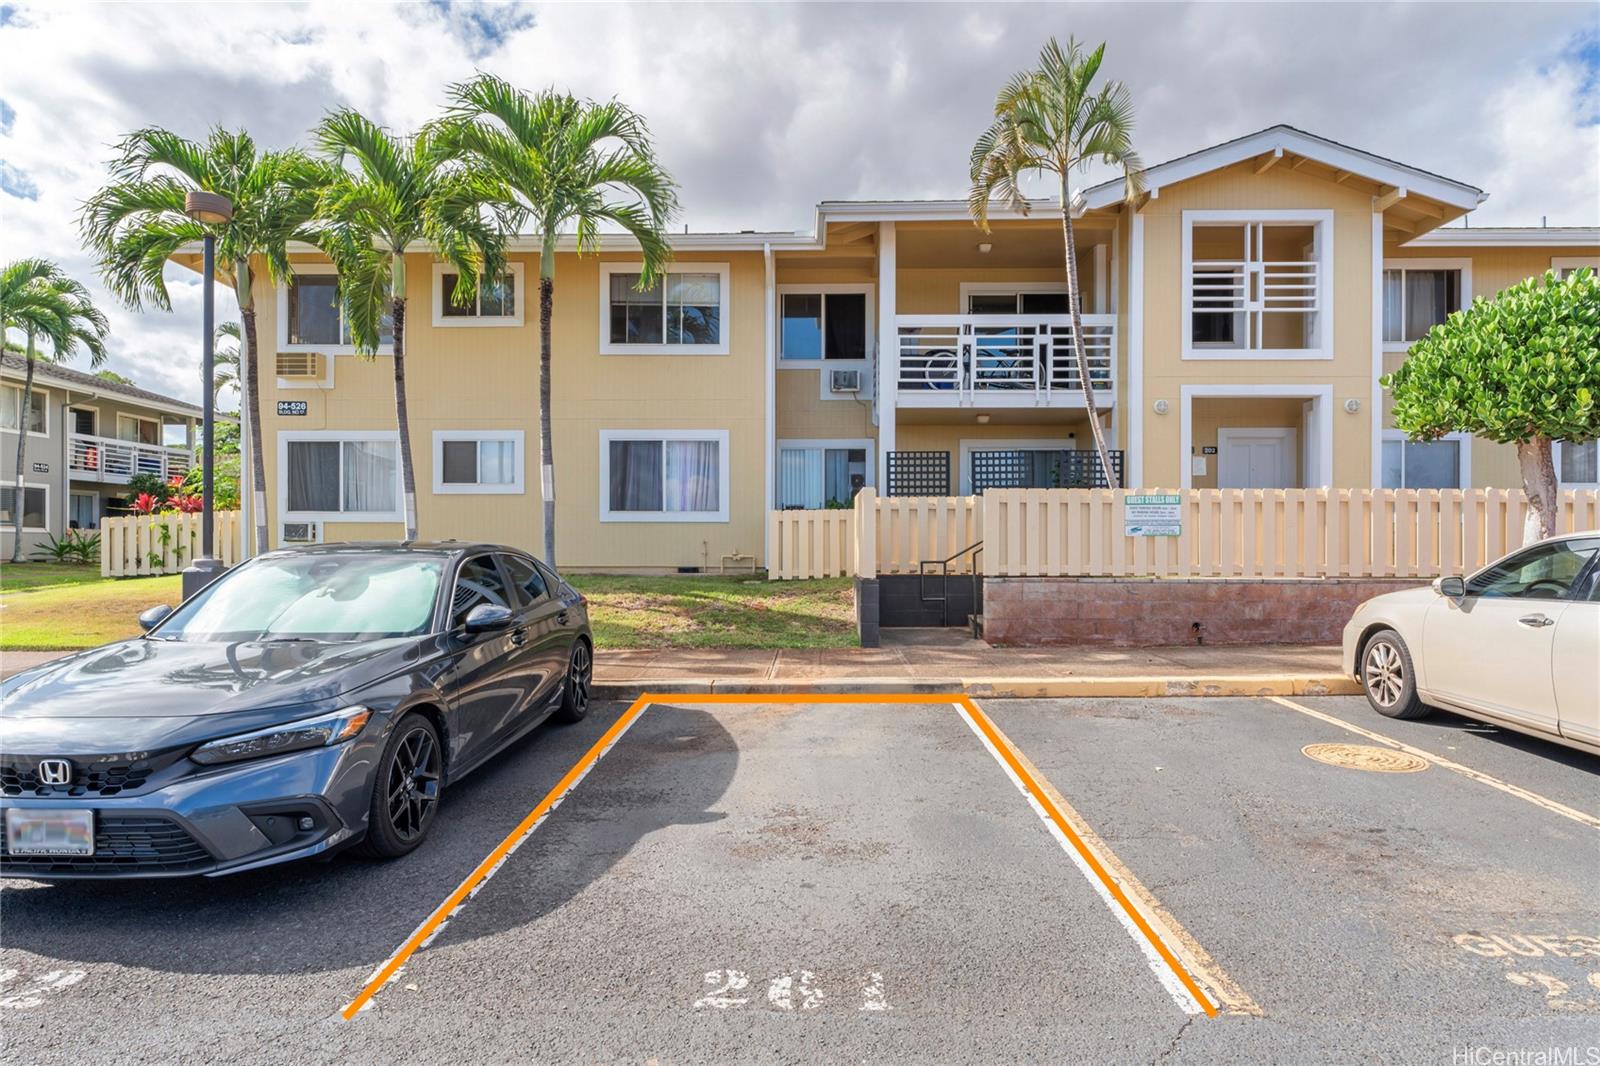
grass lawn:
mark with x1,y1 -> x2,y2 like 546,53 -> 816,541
0,563 -> 854,651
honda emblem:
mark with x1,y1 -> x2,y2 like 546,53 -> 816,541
37,759 -> 72,786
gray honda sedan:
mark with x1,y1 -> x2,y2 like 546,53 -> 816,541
0,543 -> 593,879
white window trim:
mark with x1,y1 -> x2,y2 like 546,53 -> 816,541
1552,256 -> 1599,278
1,382 -> 50,438
1381,257 -> 1472,353
599,262 -> 731,356
1179,384 -> 1335,488
277,429 -> 404,523
776,283 -> 874,365
431,429 -> 526,495
1181,209 -> 1334,361
1380,430 -> 1472,489
68,404 -> 98,437
116,412 -> 162,446
599,428 -> 730,523
69,489 -> 98,529
775,437 -> 875,506
957,281 -> 1070,311
275,262 -> 394,356
430,262 -> 526,328
1554,440 -> 1600,490
1,480 -> 50,532
956,436 -> 1081,495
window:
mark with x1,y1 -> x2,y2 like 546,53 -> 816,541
1381,433 -> 1466,489
282,434 -> 400,518
117,413 -> 160,446
600,263 -> 729,354
70,407 -> 97,436
1,384 -> 47,435
432,431 -> 524,495
1182,211 -> 1330,358
1382,261 -> 1467,346
1467,538 -> 1599,601
282,270 -> 393,350
433,264 -> 524,326
600,430 -> 729,522
499,554 -> 549,608
965,291 -> 1069,315
450,555 -> 512,627
0,484 -> 47,530
69,492 -> 97,530
1552,258 -> 1598,280
780,291 -> 868,361
777,442 -> 870,508
1556,440 -> 1599,487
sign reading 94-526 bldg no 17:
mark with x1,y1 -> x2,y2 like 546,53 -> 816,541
1124,494 -> 1182,537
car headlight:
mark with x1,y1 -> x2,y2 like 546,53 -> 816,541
190,706 -> 373,766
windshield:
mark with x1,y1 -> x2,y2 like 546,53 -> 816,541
154,554 -> 445,642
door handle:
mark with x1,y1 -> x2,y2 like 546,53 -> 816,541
510,627 -> 528,646
1517,614 -> 1554,628
556,610 -> 570,626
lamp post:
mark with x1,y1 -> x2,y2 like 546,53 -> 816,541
181,190 -> 234,599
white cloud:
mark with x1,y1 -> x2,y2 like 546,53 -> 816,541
0,1 -> 1595,404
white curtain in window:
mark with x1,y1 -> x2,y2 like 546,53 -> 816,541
778,448 -> 824,509
1382,270 -> 1404,343
664,440 -> 719,512
342,441 -> 397,512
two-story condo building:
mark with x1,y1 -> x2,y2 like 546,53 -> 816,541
201,125 -> 1599,571
1,355 -> 209,558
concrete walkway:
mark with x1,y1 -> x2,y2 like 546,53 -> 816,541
0,632 -> 1357,698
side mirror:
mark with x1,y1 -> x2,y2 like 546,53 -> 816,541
1434,576 -> 1466,599
138,604 -> 173,632
462,603 -> 513,634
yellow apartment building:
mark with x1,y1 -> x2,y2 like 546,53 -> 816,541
195,125 -> 1598,571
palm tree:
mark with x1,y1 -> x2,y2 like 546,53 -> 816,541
310,109 -> 510,540
969,37 -> 1144,489
433,76 -> 678,564
1,259 -> 109,560
80,127 -> 326,555
212,321 -> 240,409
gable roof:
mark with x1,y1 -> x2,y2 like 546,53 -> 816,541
1081,124 -> 1487,212
0,354 -> 213,420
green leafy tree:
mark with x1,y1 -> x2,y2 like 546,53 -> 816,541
95,368 -> 136,386
80,127 -> 326,555
969,37 -> 1145,489
1,259 -> 109,561
1385,268 -> 1600,544
211,321 -> 241,409
310,109 -> 510,540
434,76 -> 678,563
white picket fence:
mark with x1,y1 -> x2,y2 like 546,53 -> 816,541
101,511 -> 242,576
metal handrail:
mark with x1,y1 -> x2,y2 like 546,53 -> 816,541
918,540 -> 984,627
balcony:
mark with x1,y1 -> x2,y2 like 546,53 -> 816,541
69,433 -> 193,485
895,313 -> 1116,408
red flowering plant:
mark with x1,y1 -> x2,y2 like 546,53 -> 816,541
131,492 -> 162,515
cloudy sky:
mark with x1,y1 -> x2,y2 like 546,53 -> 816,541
1,1 -> 1595,405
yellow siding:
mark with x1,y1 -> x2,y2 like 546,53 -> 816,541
776,371 -> 875,440
1137,163 -> 1378,489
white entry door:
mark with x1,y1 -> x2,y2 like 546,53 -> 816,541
1217,428 -> 1297,488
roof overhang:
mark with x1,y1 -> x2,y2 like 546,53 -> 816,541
0,364 -> 218,420
1401,227 -> 1600,248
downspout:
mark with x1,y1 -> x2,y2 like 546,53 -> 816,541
762,242 -> 775,573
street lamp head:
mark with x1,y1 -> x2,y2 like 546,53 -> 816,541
185,190 -> 234,225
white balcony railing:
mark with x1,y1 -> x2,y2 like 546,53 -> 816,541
69,433 -> 193,485
895,313 -> 1116,407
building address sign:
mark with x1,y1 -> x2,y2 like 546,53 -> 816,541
277,400 -> 309,416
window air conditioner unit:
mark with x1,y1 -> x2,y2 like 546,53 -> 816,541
829,369 -> 862,394
276,352 -> 322,378
281,521 -> 322,545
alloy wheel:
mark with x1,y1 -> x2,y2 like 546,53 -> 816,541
1364,641 -> 1405,709
568,642 -> 592,713
385,726 -> 441,843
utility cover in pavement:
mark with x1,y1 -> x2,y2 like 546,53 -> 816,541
1301,743 -> 1428,774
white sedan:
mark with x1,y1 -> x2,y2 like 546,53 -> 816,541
1343,531 -> 1600,755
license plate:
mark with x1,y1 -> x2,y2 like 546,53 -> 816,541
5,809 -> 94,856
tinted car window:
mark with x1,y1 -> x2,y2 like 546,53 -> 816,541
1468,539 -> 1600,600
451,555 -> 512,626
500,554 -> 549,608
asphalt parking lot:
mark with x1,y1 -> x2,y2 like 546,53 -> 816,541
2,694 -> 1597,1064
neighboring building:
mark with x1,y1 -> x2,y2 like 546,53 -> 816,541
0,355 -> 210,558
182,125 -> 1598,571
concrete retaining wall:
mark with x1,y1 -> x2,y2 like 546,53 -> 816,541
982,576 -> 1427,646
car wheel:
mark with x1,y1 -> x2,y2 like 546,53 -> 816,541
355,713 -> 443,860
552,639 -> 592,724
1361,630 -> 1429,720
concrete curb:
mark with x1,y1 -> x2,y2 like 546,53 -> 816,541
593,675 -> 1362,701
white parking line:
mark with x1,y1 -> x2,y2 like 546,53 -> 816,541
1267,696 -> 1600,831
